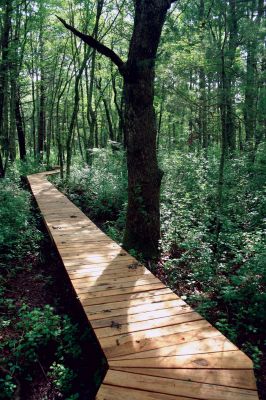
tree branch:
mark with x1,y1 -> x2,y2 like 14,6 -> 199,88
56,15 -> 126,75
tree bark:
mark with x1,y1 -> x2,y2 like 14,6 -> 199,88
198,0 -> 208,150
15,92 -> 26,160
244,0 -> 263,156
66,53 -> 89,177
37,14 -> 46,160
0,0 -> 12,177
122,0 -> 170,258
58,0 -> 176,259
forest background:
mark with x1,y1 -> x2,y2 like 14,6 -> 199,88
0,0 -> 265,399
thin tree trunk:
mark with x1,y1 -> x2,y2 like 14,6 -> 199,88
244,0 -> 263,157
198,0 -> 208,150
66,54 -> 88,177
86,0 -> 104,162
37,20 -> 46,160
15,92 -> 26,160
0,0 -> 12,177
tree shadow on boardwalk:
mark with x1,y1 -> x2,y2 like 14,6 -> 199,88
28,172 -> 259,400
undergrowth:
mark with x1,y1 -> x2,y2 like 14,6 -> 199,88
53,149 -> 127,242
0,167 -> 102,399
55,147 -> 265,390
159,147 -> 266,374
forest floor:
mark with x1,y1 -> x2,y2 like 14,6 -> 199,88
0,195 -> 106,400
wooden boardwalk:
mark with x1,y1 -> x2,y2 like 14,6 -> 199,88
28,171 -> 259,400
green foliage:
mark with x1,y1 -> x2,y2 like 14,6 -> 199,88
48,362 -> 76,394
0,373 -> 17,399
160,150 -> 266,367
11,304 -> 81,363
1,304 -> 79,363
0,169 -> 97,398
0,179 -> 42,261
0,304 -> 81,396
54,149 -> 127,237
242,343 -> 263,370
7,158 -> 47,181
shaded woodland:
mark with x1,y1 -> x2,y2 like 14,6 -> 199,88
0,0 -> 265,399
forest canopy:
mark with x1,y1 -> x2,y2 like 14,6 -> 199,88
0,0 -> 266,398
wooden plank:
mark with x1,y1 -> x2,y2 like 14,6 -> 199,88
94,311 -> 202,339
47,223 -> 100,231
109,336 -> 237,360
76,282 -> 166,300
63,256 -> 136,267
47,226 -> 104,234
51,230 -> 109,239
73,276 -> 161,292
54,236 -> 113,244
101,321 -> 216,358
61,252 -> 133,261
58,242 -> 121,250
55,237 -> 113,244
101,325 -> 223,359
108,350 -> 252,369
83,292 -> 180,314
96,384 -> 197,400
96,384 -> 198,400
71,274 -> 156,288
68,266 -> 149,279
64,259 -> 143,272
50,230 -> 111,238
79,288 -> 173,307
89,301 -> 192,325
60,250 -> 130,258
102,370 -> 259,400
70,270 -> 155,287
111,367 -> 257,390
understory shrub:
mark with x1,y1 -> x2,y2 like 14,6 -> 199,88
0,304 -> 80,399
160,149 -> 266,365
0,175 -> 84,399
54,149 -> 127,239
51,148 -> 265,372
0,178 -> 42,263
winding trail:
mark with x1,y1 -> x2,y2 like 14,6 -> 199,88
27,171 -> 259,400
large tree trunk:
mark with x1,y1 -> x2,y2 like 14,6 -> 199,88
122,1 -> 170,258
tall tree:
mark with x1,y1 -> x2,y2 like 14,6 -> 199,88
244,0 -> 264,156
0,0 -> 12,177
37,0 -> 46,160
57,0 -> 177,258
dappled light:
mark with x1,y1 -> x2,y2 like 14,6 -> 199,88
0,0 -> 264,398
26,172 -> 259,400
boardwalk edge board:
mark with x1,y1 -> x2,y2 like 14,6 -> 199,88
27,171 -> 259,400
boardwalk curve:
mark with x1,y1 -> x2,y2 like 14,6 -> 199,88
27,171 -> 259,400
